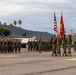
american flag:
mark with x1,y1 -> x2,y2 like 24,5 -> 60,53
53,12 -> 58,34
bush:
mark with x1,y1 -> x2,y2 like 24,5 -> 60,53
21,43 -> 27,48
0,28 -> 11,37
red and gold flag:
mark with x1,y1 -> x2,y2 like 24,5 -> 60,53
60,11 -> 65,37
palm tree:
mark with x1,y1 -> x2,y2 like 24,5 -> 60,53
3,23 -> 7,28
13,20 -> 17,26
18,20 -> 22,27
9,23 -> 13,29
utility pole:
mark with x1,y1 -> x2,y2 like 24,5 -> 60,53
71,29 -> 73,36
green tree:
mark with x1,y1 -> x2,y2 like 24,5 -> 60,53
18,20 -> 22,27
13,20 -> 17,26
0,28 -> 11,37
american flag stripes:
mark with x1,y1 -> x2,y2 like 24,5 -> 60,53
53,12 -> 58,35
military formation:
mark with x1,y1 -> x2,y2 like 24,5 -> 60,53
0,38 -> 21,53
0,35 -> 74,57
27,37 -> 52,53
0,35 -> 75,56
28,34 -> 73,56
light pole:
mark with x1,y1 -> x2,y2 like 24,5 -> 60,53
71,29 -> 73,36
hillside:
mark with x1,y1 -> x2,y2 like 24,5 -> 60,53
0,25 -> 53,39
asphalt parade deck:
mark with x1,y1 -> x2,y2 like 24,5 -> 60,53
0,48 -> 76,75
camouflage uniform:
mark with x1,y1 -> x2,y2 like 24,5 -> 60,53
51,35 -> 57,56
35,40 -> 39,51
0,38 -> 2,52
62,35 -> 68,56
30,40 -> 33,51
32,40 -> 36,51
1,39 -> 3,53
57,36 -> 62,56
3,39 -> 8,52
8,38 -> 11,52
74,40 -> 76,51
39,38 -> 42,53
18,39 -> 21,52
67,35 -> 72,56
28,39 -> 31,51
10,38 -> 15,52
14,39 -> 18,52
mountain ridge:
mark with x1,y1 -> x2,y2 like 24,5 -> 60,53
0,25 -> 53,39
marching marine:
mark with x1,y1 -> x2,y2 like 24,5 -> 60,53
56,36 -> 62,56
51,35 -> 57,56
67,35 -> 72,56
18,39 -> 21,52
62,35 -> 68,56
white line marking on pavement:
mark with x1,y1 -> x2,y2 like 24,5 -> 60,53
66,58 -> 76,60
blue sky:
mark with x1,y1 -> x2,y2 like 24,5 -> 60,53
0,0 -> 76,34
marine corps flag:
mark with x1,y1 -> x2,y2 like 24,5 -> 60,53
53,12 -> 58,36
60,11 -> 65,37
